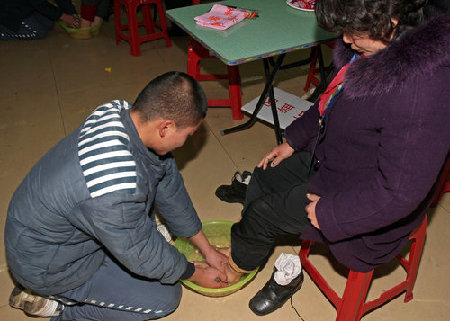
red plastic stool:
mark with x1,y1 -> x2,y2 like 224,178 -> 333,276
304,41 -> 335,93
430,155 -> 450,207
299,216 -> 427,321
187,39 -> 243,120
114,0 -> 171,56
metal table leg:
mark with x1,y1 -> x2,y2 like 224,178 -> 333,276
220,53 -> 286,145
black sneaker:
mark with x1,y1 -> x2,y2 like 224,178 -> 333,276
215,171 -> 251,204
9,286 -> 63,317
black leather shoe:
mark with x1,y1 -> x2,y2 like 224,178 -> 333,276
215,172 -> 250,204
249,270 -> 304,316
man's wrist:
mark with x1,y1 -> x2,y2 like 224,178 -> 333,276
180,262 -> 195,280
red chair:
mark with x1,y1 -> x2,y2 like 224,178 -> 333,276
299,216 -> 427,321
187,39 -> 243,120
114,0 -> 171,56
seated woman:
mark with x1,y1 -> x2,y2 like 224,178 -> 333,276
0,0 -> 79,40
221,0 -> 450,315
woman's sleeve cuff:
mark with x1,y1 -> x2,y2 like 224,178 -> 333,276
285,134 -> 298,151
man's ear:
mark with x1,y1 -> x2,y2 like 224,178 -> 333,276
157,120 -> 176,138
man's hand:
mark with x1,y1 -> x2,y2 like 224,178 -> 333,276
189,262 -> 228,288
257,142 -> 295,170
60,13 -> 80,28
204,247 -> 228,272
305,193 -> 321,229
189,231 -> 227,273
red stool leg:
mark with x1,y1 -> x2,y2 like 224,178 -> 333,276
337,270 -> 373,321
404,217 -> 427,302
187,39 -> 242,119
431,156 -> 450,207
142,4 -> 156,34
304,47 -> 319,92
155,1 -> 172,48
227,65 -> 243,120
187,42 -> 201,79
114,0 -> 123,44
126,3 -> 141,56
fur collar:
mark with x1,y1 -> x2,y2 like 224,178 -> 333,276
334,15 -> 450,99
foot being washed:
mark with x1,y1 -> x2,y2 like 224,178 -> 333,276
217,247 -> 243,286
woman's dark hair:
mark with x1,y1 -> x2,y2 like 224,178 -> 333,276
132,71 -> 207,128
315,0 -> 428,42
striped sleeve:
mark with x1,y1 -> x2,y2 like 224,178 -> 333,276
78,100 -> 137,198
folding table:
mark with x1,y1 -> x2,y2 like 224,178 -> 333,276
167,0 -> 336,144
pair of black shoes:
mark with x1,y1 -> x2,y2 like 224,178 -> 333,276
215,171 -> 251,205
249,270 -> 304,316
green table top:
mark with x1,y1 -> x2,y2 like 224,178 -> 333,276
166,0 -> 336,65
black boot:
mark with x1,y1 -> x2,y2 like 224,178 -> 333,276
248,270 -> 304,316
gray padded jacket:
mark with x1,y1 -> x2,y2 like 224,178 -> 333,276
4,100 -> 201,295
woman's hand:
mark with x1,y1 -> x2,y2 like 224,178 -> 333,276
189,262 -> 228,289
305,193 -> 321,229
257,142 -> 295,170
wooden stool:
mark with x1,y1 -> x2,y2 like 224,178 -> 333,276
114,0 -> 171,56
187,39 -> 243,120
299,216 -> 427,321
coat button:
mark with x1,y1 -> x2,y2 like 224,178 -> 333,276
313,160 -> 320,170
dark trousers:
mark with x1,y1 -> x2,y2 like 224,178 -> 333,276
0,12 -> 53,40
231,151 -> 316,271
50,254 -> 181,321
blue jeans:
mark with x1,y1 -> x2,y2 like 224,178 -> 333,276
50,255 -> 182,321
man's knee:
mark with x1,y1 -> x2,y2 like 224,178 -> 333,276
148,282 -> 182,317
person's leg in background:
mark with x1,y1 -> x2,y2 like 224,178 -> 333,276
80,0 -> 99,28
51,254 -> 182,321
0,12 -> 53,40
95,0 -> 112,22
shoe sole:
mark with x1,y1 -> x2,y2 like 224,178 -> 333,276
9,289 -> 57,316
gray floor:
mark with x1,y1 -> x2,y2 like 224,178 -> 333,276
1,13 -> 449,321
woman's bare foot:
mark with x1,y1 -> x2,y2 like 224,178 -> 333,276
217,247 -> 243,286
223,262 -> 243,285
80,17 -> 92,29
92,16 -> 103,27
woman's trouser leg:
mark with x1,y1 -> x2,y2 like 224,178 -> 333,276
50,254 -> 182,321
231,151 -> 315,271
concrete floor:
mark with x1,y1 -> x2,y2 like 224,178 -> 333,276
1,11 -> 449,321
